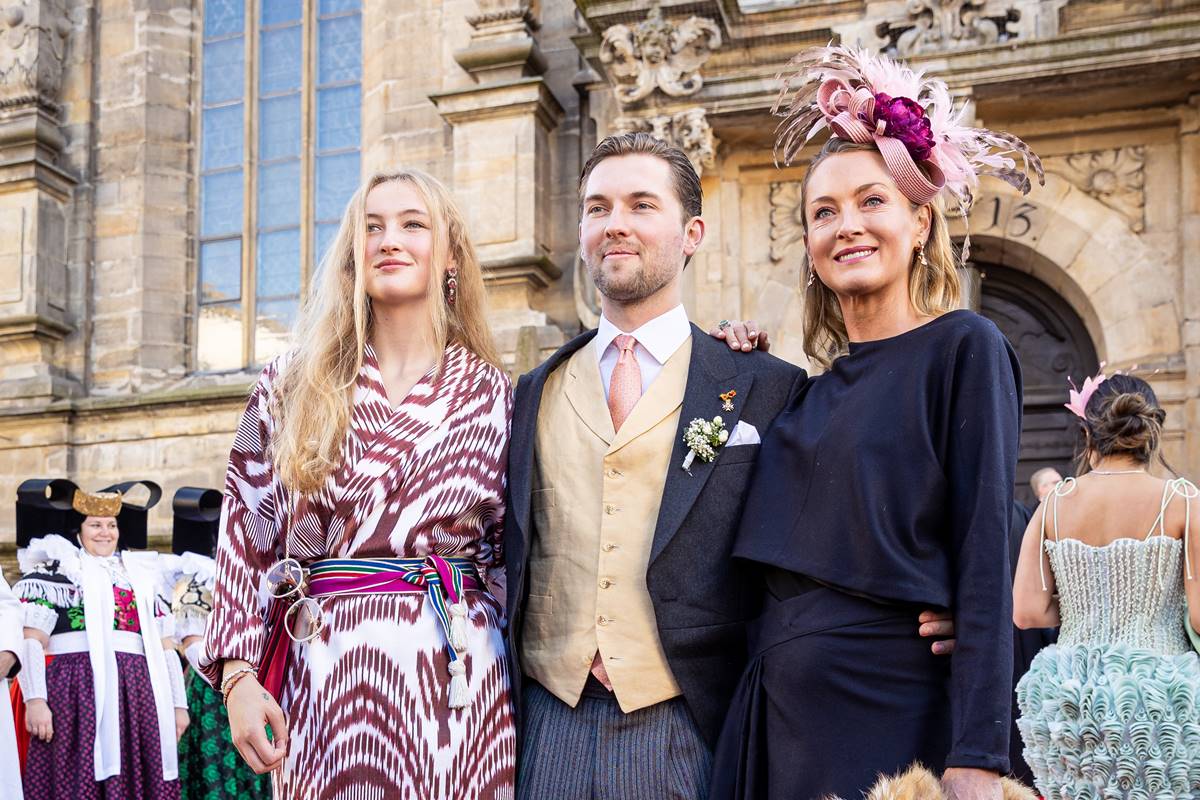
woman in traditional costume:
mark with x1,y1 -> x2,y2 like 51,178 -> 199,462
162,488 -> 271,800
1,565 -> 24,798
200,169 -> 514,798
14,488 -> 189,799
709,47 -> 1041,800
1014,374 -> 1200,797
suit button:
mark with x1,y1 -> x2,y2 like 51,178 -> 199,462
602,542 -> 617,552
599,578 -> 613,589
606,468 -> 621,479
597,615 -> 611,625
604,504 -> 616,515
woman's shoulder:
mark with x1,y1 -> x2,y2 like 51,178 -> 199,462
452,343 -> 513,397
17,535 -> 82,580
929,310 -> 1017,377
13,540 -> 80,607
256,350 -> 295,392
934,309 -> 1008,349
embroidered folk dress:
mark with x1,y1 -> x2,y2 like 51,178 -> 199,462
200,342 -> 515,800
14,536 -> 182,800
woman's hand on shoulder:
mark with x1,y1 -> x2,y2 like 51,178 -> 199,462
942,768 -> 1003,800
708,320 -> 770,353
224,660 -> 288,774
25,698 -> 53,742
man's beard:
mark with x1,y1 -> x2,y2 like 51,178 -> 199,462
587,250 -> 674,303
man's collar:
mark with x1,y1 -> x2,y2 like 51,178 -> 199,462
595,304 -> 691,366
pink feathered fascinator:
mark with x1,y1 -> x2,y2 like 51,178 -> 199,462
772,46 -> 1044,260
1064,363 -> 1107,419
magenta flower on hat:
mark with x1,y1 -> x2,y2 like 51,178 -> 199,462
872,93 -> 936,163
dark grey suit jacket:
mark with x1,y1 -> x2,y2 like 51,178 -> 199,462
504,323 -> 807,747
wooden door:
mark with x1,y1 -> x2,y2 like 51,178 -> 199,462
977,264 -> 1099,508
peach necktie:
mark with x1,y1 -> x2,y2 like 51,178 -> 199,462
593,334 -> 642,691
607,334 -> 641,432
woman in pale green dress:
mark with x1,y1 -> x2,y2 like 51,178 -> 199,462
1013,373 -> 1200,798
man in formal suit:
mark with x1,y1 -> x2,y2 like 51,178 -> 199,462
505,133 -> 955,799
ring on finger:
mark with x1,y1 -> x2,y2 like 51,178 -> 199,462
717,319 -> 731,331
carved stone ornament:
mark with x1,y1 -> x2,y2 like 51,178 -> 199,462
768,181 -> 805,263
877,0 -> 1019,57
599,4 -> 721,106
1043,146 -> 1146,232
617,107 -> 717,177
467,0 -> 535,29
0,0 -> 71,108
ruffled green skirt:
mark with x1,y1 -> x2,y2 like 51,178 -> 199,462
1016,644 -> 1200,798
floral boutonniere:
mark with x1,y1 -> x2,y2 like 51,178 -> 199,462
681,416 -> 728,473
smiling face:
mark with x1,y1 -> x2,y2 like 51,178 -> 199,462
803,149 -> 931,300
79,516 -> 120,557
579,153 -> 703,308
363,179 -> 437,308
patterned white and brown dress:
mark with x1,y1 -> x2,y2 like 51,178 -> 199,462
200,342 -> 515,800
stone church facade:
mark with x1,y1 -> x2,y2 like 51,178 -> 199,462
2,0 -> 1199,546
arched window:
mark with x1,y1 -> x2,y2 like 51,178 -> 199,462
197,0 -> 362,372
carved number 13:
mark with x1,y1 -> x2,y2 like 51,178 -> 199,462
987,197 -> 1037,239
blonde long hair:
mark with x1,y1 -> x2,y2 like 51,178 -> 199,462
799,138 -> 961,369
272,169 -> 499,495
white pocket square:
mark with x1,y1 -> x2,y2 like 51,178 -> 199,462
726,420 -> 761,447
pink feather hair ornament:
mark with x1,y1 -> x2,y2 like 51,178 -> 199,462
772,45 -> 1045,262
1064,363 -> 1108,419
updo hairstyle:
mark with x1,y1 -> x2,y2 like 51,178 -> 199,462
1076,373 -> 1169,473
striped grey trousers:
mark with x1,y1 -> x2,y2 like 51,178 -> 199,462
516,679 -> 713,800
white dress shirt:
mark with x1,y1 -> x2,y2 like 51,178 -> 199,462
594,304 -> 692,402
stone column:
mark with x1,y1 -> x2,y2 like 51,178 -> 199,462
430,0 -> 565,372
0,0 -> 78,409
1179,94 -> 1200,476
87,0 -> 194,394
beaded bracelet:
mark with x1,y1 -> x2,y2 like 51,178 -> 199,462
220,665 -> 258,705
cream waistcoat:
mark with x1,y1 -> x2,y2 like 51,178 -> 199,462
521,336 -> 692,712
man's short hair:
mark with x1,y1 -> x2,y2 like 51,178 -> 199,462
578,132 -> 702,220
1030,467 -> 1062,492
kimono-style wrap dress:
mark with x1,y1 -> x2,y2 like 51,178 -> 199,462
200,342 -> 516,799
14,535 -> 185,800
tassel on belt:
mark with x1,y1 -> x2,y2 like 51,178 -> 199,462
307,555 -> 482,708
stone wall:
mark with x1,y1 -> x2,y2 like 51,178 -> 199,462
1,0 -> 1199,546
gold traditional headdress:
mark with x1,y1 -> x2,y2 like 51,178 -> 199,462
72,489 -> 123,517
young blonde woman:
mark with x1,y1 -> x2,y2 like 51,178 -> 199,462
200,170 -> 515,798
709,48 -> 1041,800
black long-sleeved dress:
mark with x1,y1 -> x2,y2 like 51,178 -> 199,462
710,309 -> 1022,799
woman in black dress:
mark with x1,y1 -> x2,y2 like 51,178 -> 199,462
710,47 -> 1041,800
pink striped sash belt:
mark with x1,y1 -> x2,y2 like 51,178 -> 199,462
307,555 -> 482,708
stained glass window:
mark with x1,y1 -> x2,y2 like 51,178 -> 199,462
196,0 -> 362,372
